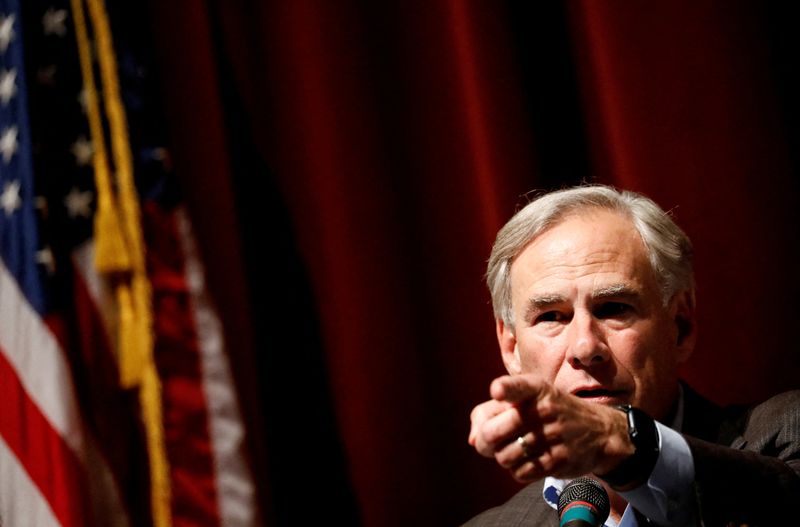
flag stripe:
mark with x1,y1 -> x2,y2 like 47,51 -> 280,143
178,208 -> 258,526
0,349 -> 85,526
0,436 -> 61,527
1,253 -> 129,527
0,260 -> 83,454
72,241 -> 117,339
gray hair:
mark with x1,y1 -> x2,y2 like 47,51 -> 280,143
487,185 -> 694,326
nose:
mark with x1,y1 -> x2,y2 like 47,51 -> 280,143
566,312 -> 610,368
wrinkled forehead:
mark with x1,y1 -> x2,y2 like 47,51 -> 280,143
509,209 -> 657,296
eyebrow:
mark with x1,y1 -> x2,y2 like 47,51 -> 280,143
523,294 -> 567,322
592,284 -> 640,301
522,284 -> 641,321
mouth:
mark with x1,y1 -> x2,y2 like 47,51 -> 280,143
572,387 -> 627,402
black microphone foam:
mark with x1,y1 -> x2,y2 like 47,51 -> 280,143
557,477 -> 611,527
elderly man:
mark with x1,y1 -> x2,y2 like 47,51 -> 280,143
465,185 -> 800,526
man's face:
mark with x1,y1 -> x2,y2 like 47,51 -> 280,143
497,209 -> 695,421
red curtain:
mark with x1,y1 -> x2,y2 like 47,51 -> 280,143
568,1 -> 800,403
148,1 -> 800,525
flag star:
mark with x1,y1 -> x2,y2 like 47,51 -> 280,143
64,186 -> 93,218
42,8 -> 69,37
37,246 -> 56,275
0,14 -> 15,53
0,179 -> 21,216
0,68 -> 17,104
76,86 -> 101,115
70,136 -> 93,166
0,126 -> 18,163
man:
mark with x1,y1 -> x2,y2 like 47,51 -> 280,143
465,185 -> 800,526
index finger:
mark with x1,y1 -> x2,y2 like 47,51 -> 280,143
468,398 -> 512,446
490,374 -> 544,404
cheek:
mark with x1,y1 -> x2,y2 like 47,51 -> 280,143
517,333 -> 566,379
611,325 -> 676,382
609,331 -> 650,370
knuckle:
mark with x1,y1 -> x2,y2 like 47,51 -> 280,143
537,398 -> 556,417
538,452 -> 555,473
543,421 -> 563,441
475,438 -> 493,458
481,421 -> 499,443
494,450 -> 513,468
512,461 -> 535,482
546,445 -> 569,474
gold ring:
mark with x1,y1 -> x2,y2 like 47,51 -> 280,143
516,435 -> 532,458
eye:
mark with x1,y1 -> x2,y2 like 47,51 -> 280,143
594,302 -> 633,319
535,311 -> 569,324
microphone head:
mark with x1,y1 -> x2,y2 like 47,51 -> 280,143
557,477 -> 610,527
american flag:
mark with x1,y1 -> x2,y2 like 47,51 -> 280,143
0,0 -> 258,525
0,0 -> 103,524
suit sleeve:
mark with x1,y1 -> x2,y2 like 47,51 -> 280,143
686,390 -> 800,526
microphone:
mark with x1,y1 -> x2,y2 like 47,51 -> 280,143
557,477 -> 610,527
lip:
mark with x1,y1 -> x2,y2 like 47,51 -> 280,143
571,386 -> 628,404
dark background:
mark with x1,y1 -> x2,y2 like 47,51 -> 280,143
145,1 -> 800,525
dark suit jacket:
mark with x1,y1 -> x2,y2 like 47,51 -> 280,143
462,386 -> 800,526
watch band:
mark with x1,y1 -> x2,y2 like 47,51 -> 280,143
597,405 -> 660,489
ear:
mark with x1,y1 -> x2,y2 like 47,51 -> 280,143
670,288 -> 697,364
496,318 -> 522,374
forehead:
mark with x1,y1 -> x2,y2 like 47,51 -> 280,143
510,210 -> 656,296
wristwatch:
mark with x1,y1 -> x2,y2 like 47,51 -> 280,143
597,405 -> 660,488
